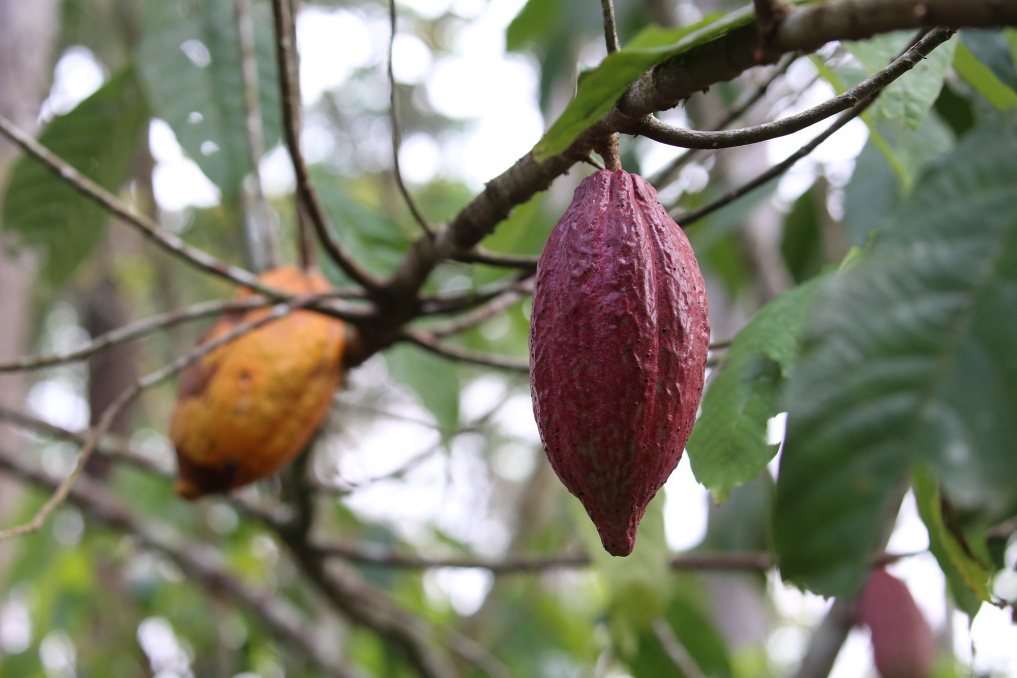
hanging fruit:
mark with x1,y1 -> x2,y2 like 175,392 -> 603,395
529,170 -> 710,556
170,266 -> 345,499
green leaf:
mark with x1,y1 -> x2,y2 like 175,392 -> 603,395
844,31 -> 956,129
781,183 -> 827,283
843,140 -> 900,247
311,167 -> 412,280
953,43 -> 1017,111
620,590 -> 733,678
532,12 -> 730,161
776,111 -> 1017,596
912,468 -> 990,617
2,68 -> 148,286
687,278 -> 823,503
136,0 -> 281,197
384,344 -> 460,437
505,0 -> 560,52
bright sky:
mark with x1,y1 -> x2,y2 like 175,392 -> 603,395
20,0 -> 1017,674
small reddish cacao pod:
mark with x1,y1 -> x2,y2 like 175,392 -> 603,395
170,266 -> 345,499
529,169 -> 710,556
857,567 -> 935,678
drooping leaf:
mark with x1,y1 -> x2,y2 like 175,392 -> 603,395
533,0 -> 827,161
912,468 -> 990,618
505,0 -> 561,53
2,68 -> 148,286
136,0 -> 281,197
687,278 -> 824,503
775,111 -> 1017,596
953,43 -> 1017,111
844,30 -> 957,129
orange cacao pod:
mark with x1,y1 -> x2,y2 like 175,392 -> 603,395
170,266 -> 344,499
530,170 -> 710,556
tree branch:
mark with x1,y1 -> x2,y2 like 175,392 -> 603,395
636,26 -> 953,150
269,0 -> 382,291
388,0 -> 433,237
674,27 -> 952,227
600,0 -> 620,54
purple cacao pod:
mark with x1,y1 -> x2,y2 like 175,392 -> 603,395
857,567 -> 935,678
529,169 -> 710,556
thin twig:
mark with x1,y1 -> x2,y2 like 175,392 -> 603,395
401,329 -> 529,373
0,297 -> 264,372
674,27 -> 954,227
648,54 -> 796,187
0,293 -> 326,540
269,0 -> 382,291
0,405 -> 292,525
454,248 -> 540,270
0,450 -> 356,677
637,27 -> 953,150
418,276 -> 533,315
388,0 -> 433,236
600,0 -> 620,54
0,112 -> 281,297
235,0 -> 280,271
425,289 -> 527,337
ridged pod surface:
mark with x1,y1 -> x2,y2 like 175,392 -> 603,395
170,266 -> 345,499
529,170 -> 710,556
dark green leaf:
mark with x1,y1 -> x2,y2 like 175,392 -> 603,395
776,111 -> 1017,596
2,68 -> 148,286
843,139 -> 900,246
781,183 -> 827,283
687,278 -> 823,503
136,0 -> 281,197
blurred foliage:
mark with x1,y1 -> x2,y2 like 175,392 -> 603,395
1,1 -> 1017,677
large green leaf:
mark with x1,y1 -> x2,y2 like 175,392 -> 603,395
844,31 -> 956,129
775,111 -> 1017,596
2,68 -> 148,286
533,0 -> 826,161
136,0 -> 281,197
687,278 -> 823,503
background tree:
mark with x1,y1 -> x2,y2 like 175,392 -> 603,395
1,0 -> 1016,677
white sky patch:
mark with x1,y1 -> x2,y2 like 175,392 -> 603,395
663,459 -> 709,551
39,46 -> 105,121
149,120 -> 221,210
296,8 -> 376,104
392,33 -> 433,84
398,132 -> 443,183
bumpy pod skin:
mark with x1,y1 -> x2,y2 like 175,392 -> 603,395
170,266 -> 345,499
529,170 -> 710,556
